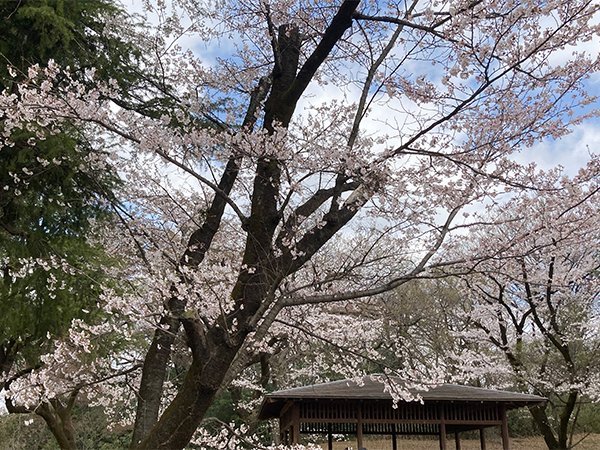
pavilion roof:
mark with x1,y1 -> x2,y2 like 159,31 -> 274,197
259,376 -> 546,420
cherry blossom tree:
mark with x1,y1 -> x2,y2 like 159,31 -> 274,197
452,178 -> 600,450
1,0 -> 600,449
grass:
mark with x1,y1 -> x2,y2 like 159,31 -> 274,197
314,434 -> 600,449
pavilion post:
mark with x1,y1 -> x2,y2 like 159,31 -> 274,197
327,423 -> 333,450
278,418 -> 285,445
439,405 -> 447,450
500,406 -> 510,450
356,403 -> 364,449
479,427 -> 486,450
291,403 -> 300,444
392,424 -> 398,450
455,431 -> 461,450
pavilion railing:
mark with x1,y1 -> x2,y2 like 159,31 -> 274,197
297,400 -> 502,425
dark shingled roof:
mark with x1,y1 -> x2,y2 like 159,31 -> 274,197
259,376 -> 546,419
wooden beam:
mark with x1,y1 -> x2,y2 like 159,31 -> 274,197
392,423 -> 398,450
279,400 -> 293,431
278,418 -> 284,445
500,406 -> 510,450
291,404 -> 300,444
327,423 -> 333,450
455,431 -> 461,450
357,403 -> 364,449
439,405 -> 447,450
479,427 -> 486,450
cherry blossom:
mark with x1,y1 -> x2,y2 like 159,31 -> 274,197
1,0 -> 599,448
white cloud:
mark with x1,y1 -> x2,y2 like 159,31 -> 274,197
516,118 -> 600,176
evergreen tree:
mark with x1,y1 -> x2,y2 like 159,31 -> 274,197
0,1 -> 158,447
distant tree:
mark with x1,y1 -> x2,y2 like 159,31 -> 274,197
454,183 -> 600,450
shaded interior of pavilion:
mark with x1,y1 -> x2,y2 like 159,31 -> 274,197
258,376 -> 546,450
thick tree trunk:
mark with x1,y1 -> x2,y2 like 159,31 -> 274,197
529,404 -> 561,450
37,400 -> 77,450
557,391 -> 578,449
131,154 -> 245,446
130,75 -> 270,446
5,369 -> 77,450
135,327 -> 240,450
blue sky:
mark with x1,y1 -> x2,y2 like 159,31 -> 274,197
120,0 -> 600,182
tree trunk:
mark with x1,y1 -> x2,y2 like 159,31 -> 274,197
135,327 -> 240,450
130,315 -> 180,448
37,401 -> 77,450
131,153 -> 246,446
5,370 -> 77,450
0,340 -> 18,375
529,404 -> 561,449
557,391 -> 578,449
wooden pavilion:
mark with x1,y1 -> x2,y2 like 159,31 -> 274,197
258,376 -> 546,450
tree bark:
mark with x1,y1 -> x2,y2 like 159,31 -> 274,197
130,75 -> 271,448
557,391 -> 578,449
130,313 -> 181,448
133,3 -> 359,448
130,153 -> 246,446
529,404 -> 560,450
135,326 -> 239,450
6,398 -> 78,450
5,367 -> 78,450
0,340 -> 18,375
36,399 -> 77,450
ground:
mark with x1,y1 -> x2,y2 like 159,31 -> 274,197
316,434 -> 600,449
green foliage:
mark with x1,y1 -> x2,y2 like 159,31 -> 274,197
575,402 -> 600,434
0,405 -> 132,450
0,0 -> 149,408
0,0 -> 129,368
6,2 -> 74,62
508,408 -> 539,437
204,390 -> 237,424
0,130 -> 119,365
1,1 -> 132,74
0,236 -> 111,358
0,4 -> 177,448
0,413 -> 54,450
507,400 -> 600,441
